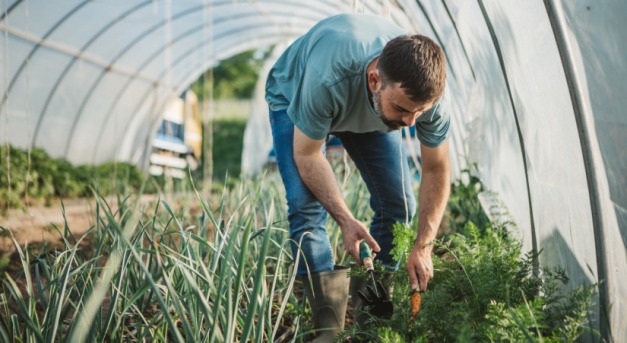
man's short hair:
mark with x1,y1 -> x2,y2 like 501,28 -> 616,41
378,34 -> 446,104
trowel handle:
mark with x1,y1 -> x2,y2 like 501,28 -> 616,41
359,241 -> 374,271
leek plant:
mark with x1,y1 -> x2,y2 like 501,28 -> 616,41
0,154 -> 374,343
0,173 -> 305,342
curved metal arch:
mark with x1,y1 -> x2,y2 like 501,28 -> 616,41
76,11 -> 323,160
6,0 -> 429,160
543,0 -> 609,339
33,0 -> 214,148
0,0 -> 22,22
114,32 -> 291,164
0,0 -> 91,111
440,0 -> 476,80
413,1 -> 457,80
24,0 -> 406,153
7,0 -> 416,162
131,34 -> 287,166
394,0 -> 428,32
155,18 -> 323,97
63,9 -> 288,156
86,20 -> 316,162
256,0 -> 349,16
28,1 -> 156,147
174,37 -> 296,99
99,22 -> 315,162
475,0 -> 538,255
58,0 -> 342,157
109,2 -> 423,163
103,0 -> 424,151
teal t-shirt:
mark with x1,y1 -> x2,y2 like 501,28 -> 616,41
265,13 -> 449,147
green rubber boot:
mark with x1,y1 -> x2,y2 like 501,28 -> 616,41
299,265 -> 350,342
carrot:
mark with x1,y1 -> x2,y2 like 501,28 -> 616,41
410,289 -> 421,321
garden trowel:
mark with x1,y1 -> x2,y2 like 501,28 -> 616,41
357,241 -> 394,319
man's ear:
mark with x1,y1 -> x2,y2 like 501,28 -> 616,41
368,69 -> 381,93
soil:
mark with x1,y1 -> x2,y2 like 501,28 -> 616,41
0,197 -> 97,253
0,193 -> 206,253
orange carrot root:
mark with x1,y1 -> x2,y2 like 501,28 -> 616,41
410,290 -> 422,321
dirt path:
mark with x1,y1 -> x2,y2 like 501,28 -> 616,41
0,192 -> 212,254
0,198 -> 97,252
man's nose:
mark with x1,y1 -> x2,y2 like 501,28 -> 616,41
402,112 -> 420,126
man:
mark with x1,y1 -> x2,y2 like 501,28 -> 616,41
266,13 -> 450,340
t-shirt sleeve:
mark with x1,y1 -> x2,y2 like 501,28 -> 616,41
286,69 -> 335,140
414,103 -> 450,147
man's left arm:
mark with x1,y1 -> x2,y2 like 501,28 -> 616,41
407,140 -> 450,292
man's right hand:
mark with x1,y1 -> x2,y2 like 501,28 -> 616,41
340,218 -> 381,263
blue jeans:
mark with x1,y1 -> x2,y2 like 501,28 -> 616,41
270,109 -> 416,275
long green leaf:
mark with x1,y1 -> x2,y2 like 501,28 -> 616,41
240,200 -> 274,342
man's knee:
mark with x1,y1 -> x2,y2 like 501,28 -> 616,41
378,193 -> 416,224
290,226 -> 334,275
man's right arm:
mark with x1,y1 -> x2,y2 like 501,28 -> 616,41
293,126 -> 380,261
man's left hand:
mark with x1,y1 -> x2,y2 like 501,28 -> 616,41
407,245 -> 434,292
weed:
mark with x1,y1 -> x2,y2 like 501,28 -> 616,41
445,164 -> 491,236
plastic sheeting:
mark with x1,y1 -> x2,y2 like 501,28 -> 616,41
1,1 -> 625,340
241,42 -> 285,177
0,0 -> 348,165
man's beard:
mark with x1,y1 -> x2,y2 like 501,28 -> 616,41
373,89 -> 406,130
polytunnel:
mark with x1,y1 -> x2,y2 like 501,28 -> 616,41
1,0 -> 625,340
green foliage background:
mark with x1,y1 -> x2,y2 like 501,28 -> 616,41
0,145 -> 145,210
1,114 -> 247,210
191,50 -> 264,100
208,117 -> 247,182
